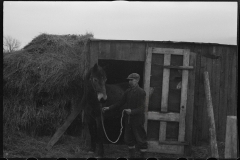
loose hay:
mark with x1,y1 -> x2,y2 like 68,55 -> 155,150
3,32 -> 93,136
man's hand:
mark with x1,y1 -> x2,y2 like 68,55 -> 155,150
124,109 -> 131,115
102,107 -> 109,113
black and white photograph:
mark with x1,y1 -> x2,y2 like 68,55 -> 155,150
3,1 -> 238,158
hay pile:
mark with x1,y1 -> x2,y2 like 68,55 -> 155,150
3,33 -> 93,136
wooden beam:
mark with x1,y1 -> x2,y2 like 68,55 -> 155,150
159,53 -> 171,142
147,141 -> 184,154
151,64 -> 194,70
225,116 -> 238,158
185,52 -> 197,156
178,50 -> 190,142
204,71 -> 219,158
143,46 -> 152,131
161,53 -> 171,112
148,111 -> 179,122
152,47 -> 185,55
46,98 -> 82,150
158,141 -> 189,146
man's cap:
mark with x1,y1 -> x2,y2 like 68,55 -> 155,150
127,73 -> 140,80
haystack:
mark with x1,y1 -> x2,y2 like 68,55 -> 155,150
3,33 -> 93,136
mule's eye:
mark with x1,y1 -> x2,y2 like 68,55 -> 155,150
93,78 -> 98,82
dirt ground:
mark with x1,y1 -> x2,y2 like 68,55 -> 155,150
3,131 -> 226,158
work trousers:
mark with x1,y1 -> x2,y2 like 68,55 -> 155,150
124,122 -> 148,151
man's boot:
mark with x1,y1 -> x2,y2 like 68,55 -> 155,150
128,148 -> 135,158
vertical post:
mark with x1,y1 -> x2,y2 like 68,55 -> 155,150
143,46 -> 152,131
204,71 -> 219,158
225,116 -> 238,158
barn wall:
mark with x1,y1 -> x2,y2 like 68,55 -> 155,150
89,40 -> 238,145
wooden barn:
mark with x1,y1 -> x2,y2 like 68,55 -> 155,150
84,39 -> 237,155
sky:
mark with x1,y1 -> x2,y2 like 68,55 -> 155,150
3,1 -> 238,49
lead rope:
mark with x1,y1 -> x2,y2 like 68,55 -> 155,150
101,108 -> 125,143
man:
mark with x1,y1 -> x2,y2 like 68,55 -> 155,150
102,73 -> 148,158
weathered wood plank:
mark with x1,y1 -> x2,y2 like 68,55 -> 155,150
204,71 -> 219,158
143,46 -> 152,131
159,141 -> 189,145
98,41 -> 145,61
227,48 -> 237,115
219,47 -> 228,142
152,47 -> 185,55
225,116 -> 238,158
211,46 -> 220,140
159,53 -> 171,142
161,53 -> 171,112
89,42 -> 99,67
150,64 -> 194,70
200,46 -> 209,143
148,111 -> 179,121
178,49 -> 190,142
185,51 -> 197,155
231,48 -> 237,116
192,48 -> 202,145
147,141 -> 184,154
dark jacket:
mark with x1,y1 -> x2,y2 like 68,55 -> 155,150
109,84 -> 146,127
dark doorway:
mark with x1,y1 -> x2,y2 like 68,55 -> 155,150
98,59 -> 144,87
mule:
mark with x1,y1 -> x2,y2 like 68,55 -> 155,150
82,63 -> 108,157
46,63 -> 107,157
46,63 -> 130,157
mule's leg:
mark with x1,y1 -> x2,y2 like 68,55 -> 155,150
96,116 -> 104,157
87,116 -> 97,153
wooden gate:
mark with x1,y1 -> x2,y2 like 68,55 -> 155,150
143,47 -> 195,155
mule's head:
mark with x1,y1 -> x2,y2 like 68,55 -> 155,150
90,63 -> 107,102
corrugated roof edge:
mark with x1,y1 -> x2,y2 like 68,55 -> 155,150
90,38 -> 237,47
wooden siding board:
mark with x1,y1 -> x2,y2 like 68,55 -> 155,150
192,50 -> 202,145
206,46 -> 217,142
212,46 -> 221,141
98,41 -> 145,61
227,48 -> 233,115
90,42 -> 99,67
185,51 -> 196,155
231,48 -> 237,116
200,46 -> 208,143
99,41 -> 111,59
219,47 -> 228,142
228,48 -> 237,116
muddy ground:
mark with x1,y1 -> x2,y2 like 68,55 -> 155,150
3,131 -> 226,158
